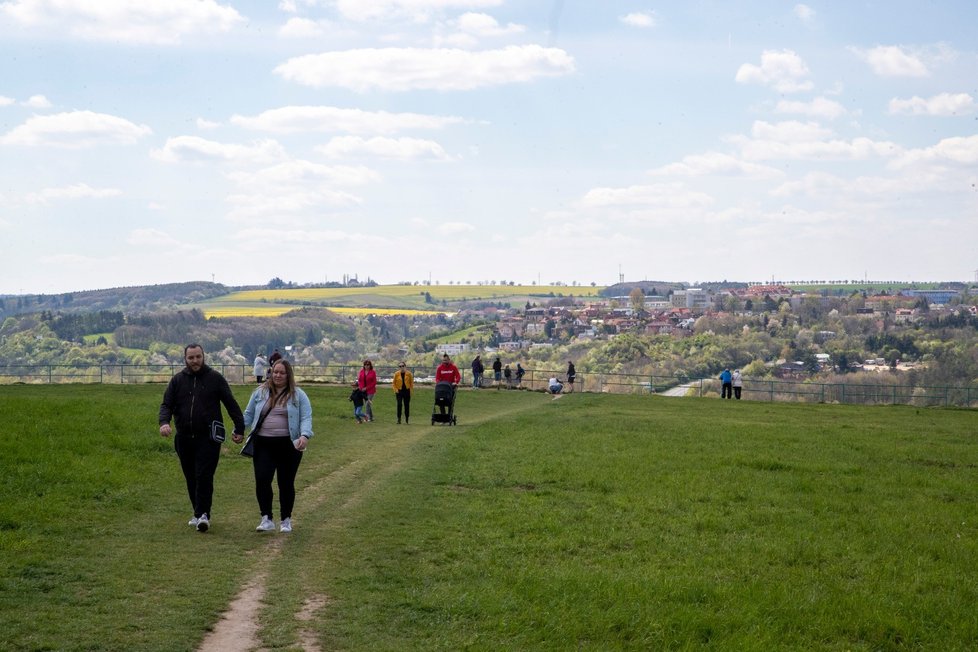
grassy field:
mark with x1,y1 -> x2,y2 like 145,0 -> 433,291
2,386 -> 977,650
191,284 -> 604,318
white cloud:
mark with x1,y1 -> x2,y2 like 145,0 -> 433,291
222,159 -> 375,223
727,121 -> 903,161
22,94 -> 51,108
274,45 -> 575,92
231,105 -> 466,135
735,49 -> 813,93
225,190 -> 362,223
888,92 -> 975,116
151,136 -> 286,164
751,120 -> 833,142
437,221 -> 476,234
794,4 -> 815,22
25,183 -> 122,204
581,183 -> 714,210
852,45 -> 929,77
772,172 -> 893,198
775,97 -> 847,120
0,0 -> 245,45
196,117 -> 221,130
225,160 -> 379,188
649,152 -> 784,180
620,11 -> 656,28
0,110 -> 151,147
278,17 -> 336,38
892,134 -> 978,168
127,228 -> 181,247
452,12 -> 524,37
0,96 -> 14,106
335,0 -> 503,22
318,136 -> 452,160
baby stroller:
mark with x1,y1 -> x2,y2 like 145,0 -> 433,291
431,381 -> 458,425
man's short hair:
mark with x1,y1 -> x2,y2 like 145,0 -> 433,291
184,343 -> 204,356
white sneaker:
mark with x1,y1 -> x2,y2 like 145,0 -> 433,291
256,515 -> 276,532
196,513 -> 209,532
188,516 -> 199,527
280,517 -> 292,533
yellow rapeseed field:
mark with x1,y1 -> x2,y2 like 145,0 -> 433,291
218,284 -> 601,303
196,284 -> 602,318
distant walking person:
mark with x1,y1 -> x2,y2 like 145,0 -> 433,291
243,359 -> 312,534
566,361 -> 576,393
719,368 -> 733,399
269,348 -> 283,366
358,360 -> 377,422
253,352 -> 269,383
732,369 -> 743,400
503,364 -> 513,388
492,356 -> 502,387
515,363 -> 526,387
393,361 -> 414,424
471,355 -> 484,388
159,343 -> 245,533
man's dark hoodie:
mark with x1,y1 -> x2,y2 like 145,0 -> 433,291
159,364 -> 244,438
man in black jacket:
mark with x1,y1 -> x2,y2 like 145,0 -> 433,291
159,344 -> 245,532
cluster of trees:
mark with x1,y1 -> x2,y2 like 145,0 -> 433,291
3,286 -> 978,392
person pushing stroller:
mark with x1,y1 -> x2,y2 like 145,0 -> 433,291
433,353 -> 461,423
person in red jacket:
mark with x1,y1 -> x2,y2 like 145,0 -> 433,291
357,359 -> 377,421
434,353 -> 461,416
435,353 -> 461,385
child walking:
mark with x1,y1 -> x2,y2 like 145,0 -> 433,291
349,382 -> 367,423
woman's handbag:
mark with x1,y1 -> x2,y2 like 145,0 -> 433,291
240,434 -> 255,457
241,396 -> 275,458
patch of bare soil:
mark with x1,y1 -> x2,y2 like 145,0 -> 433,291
197,573 -> 268,652
198,427 -> 428,652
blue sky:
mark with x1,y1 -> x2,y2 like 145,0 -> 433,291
1,0 -> 976,294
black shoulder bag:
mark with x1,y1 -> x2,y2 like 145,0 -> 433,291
241,393 -> 277,458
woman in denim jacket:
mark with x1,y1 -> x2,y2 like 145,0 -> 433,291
244,359 -> 313,533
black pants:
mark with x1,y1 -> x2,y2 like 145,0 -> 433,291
252,436 -> 303,520
174,434 -> 221,518
721,382 -> 733,399
734,386 -> 742,399
396,390 -> 411,422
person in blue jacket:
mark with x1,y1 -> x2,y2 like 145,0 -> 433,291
719,368 -> 733,399
243,359 -> 313,533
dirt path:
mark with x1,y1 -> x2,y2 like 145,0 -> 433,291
198,397 -> 544,651
196,423 -> 434,652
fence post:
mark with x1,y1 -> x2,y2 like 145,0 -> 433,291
48,365 -> 52,384
769,381 -> 774,402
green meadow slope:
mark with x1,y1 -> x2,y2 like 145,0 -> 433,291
2,385 -> 977,650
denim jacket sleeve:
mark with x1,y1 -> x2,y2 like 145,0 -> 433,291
288,388 -> 314,440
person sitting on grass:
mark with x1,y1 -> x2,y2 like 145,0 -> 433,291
548,376 -> 563,394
